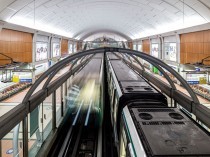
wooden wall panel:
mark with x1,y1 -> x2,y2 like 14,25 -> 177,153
61,39 -> 68,55
77,41 -> 83,51
128,41 -> 133,49
204,43 -> 210,54
142,39 -> 150,54
0,29 -> 33,65
180,30 -> 210,65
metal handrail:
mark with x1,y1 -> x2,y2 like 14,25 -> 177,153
1,47 -> 210,157
115,52 -> 176,91
118,48 -> 200,106
42,55 -> 92,90
22,48 -> 104,104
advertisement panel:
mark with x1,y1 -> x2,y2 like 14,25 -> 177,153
53,43 -> 60,57
165,43 -> 176,62
12,72 -> 32,83
151,43 -> 159,58
69,44 -> 73,54
36,42 -> 48,61
73,44 -> 77,53
137,44 -> 142,51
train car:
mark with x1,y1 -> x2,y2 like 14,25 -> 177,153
105,52 -> 168,144
120,105 -> 210,157
67,53 -> 104,126
106,52 -> 210,157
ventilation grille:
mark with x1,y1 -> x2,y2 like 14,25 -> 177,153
138,109 -> 175,112
142,121 -> 185,125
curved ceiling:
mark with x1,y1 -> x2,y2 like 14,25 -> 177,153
79,29 -> 130,41
0,0 -> 210,40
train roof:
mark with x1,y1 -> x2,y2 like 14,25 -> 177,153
72,58 -> 102,86
93,53 -> 104,58
127,107 -> 210,156
110,60 -> 144,81
106,52 -> 120,60
119,81 -> 159,94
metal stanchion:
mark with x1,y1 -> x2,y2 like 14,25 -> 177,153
52,91 -> 56,130
23,117 -> 28,157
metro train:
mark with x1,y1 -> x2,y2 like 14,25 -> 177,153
67,53 -> 104,126
105,52 -> 210,157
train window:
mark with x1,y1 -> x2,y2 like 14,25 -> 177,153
114,96 -> 119,123
127,143 -> 135,157
108,70 -> 110,79
109,77 -> 113,95
120,122 -> 130,157
111,81 -> 116,99
110,76 -> 115,94
109,71 -> 112,82
111,89 -> 116,115
111,89 -> 116,106
120,133 -> 126,157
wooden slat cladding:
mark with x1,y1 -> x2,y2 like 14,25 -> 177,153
0,29 -> 33,65
180,30 -> 210,65
77,41 -> 83,51
128,41 -> 133,49
142,39 -> 150,54
61,39 -> 68,55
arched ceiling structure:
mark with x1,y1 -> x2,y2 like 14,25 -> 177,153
0,0 -> 210,40
79,29 -> 130,41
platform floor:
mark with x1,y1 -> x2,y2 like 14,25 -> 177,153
150,71 -> 210,107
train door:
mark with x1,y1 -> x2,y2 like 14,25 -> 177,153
110,88 -> 116,126
119,120 -> 135,157
113,93 -> 119,144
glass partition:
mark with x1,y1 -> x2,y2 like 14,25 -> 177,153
28,105 -> 43,157
1,122 -> 23,157
42,94 -> 53,141
56,87 -> 62,127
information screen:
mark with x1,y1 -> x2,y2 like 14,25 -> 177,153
36,42 -> 48,61
165,43 -> 176,62
53,43 -> 60,57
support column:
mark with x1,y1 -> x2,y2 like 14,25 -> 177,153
23,117 -> 28,157
0,139 -> 2,157
52,91 -> 56,130
61,84 -> 64,117
32,33 -> 37,83
64,81 -> 67,109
